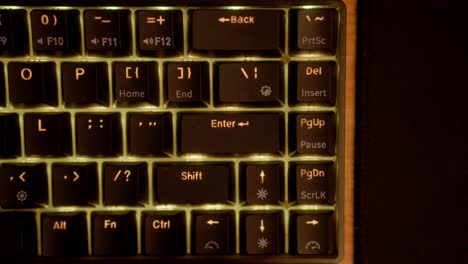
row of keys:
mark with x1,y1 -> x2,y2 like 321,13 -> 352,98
0,61 -> 336,107
0,162 -> 334,207
0,8 -> 337,56
0,112 -> 336,157
0,211 -> 335,256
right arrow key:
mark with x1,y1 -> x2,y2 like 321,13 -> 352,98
291,212 -> 335,255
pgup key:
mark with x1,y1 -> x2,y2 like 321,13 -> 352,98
30,10 -> 80,54
293,113 -> 336,155
84,10 -> 131,56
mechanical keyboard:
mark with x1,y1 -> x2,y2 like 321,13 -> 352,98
0,0 -> 346,263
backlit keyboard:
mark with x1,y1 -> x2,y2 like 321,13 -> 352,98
0,0 -> 346,263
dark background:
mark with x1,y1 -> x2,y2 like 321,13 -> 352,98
356,0 -> 468,263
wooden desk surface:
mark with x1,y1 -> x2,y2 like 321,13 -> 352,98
342,0 -> 356,263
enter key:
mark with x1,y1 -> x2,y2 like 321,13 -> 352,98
180,113 -> 283,154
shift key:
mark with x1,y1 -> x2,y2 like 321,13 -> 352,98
180,113 -> 283,154
191,10 -> 282,53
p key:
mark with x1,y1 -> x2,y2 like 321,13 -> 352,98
30,10 -> 80,54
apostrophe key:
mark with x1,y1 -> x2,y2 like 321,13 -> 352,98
180,113 -> 283,154
52,163 -> 98,206
0,212 -> 37,256
76,113 -> 122,156
137,10 -> 183,56
242,213 -> 282,254
84,9 -> 131,56
92,212 -> 137,256
41,213 -> 88,256
103,163 -> 147,206
290,61 -> 336,105
243,164 -> 283,205
193,212 -> 234,255
23,113 -> 71,156
142,211 -> 186,255
290,212 -> 335,255
292,163 -> 335,204
166,62 -> 209,106
191,10 -> 282,54
113,61 -> 158,105
292,112 -> 336,155
154,163 -> 232,204
0,163 -> 48,208
292,9 -> 337,51
0,9 -> 28,55
127,112 -> 172,156
30,10 -> 80,55
0,113 -> 20,158
217,62 -> 282,104
61,62 -> 109,106
8,62 -> 57,107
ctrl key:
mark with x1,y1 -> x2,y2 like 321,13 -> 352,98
92,212 -> 136,256
143,212 -> 186,255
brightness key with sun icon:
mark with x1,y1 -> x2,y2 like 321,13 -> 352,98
243,213 -> 282,254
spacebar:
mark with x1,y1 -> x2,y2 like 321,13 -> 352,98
180,113 -> 283,154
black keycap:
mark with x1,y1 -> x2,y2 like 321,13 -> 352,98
193,212 -> 234,255
52,163 -> 98,206
293,163 -> 335,204
0,212 -> 37,256
84,9 -> 131,56
127,112 -> 172,156
154,164 -> 232,204
24,113 -> 71,156
290,61 -> 336,105
0,163 -> 48,208
0,113 -> 20,158
291,212 -> 335,255
41,213 -> 87,256
243,164 -> 283,204
76,113 -> 122,156
137,10 -> 183,56
243,213 -> 282,254
191,10 -> 282,54
103,163 -> 147,206
61,62 -> 109,106
30,10 -> 80,54
0,10 -> 28,55
166,62 -> 209,106
217,62 -> 282,104
142,211 -> 186,255
180,113 -> 283,154
292,112 -> 336,154
113,62 -> 158,105
8,62 -> 58,106
292,9 -> 337,51
92,212 -> 137,256
0,62 -> 5,106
